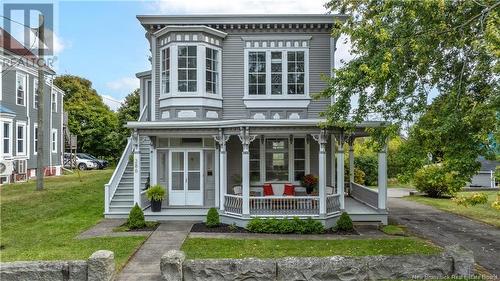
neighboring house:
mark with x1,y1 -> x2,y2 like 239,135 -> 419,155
105,14 -> 389,227
0,28 -> 65,184
466,158 -> 498,189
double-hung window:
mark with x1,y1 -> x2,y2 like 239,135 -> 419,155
265,138 -> 289,181
16,123 -> 26,155
33,78 -> 39,109
51,129 -> 57,153
287,51 -> 305,95
205,48 -> 218,94
2,122 -> 12,155
51,91 -> 57,112
248,52 -> 266,95
177,46 -> 197,92
34,125 -> 38,154
161,48 -> 170,94
16,73 -> 26,106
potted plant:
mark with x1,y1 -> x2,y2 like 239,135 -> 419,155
301,174 -> 318,195
146,185 -> 166,212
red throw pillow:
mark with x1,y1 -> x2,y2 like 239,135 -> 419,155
263,184 -> 274,196
284,184 -> 295,196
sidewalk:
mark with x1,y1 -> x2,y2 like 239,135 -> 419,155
116,221 -> 193,281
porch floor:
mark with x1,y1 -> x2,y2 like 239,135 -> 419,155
345,197 -> 380,215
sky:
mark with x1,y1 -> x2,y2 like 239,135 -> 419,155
2,0 -> 353,111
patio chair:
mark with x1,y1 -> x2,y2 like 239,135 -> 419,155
263,183 -> 274,196
284,183 -> 295,196
233,185 -> 242,195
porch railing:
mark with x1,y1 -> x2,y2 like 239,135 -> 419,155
104,136 -> 132,213
350,182 -> 378,209
224,194 -> 243,215
326,194 -> 341,214
249,196 -> 320,216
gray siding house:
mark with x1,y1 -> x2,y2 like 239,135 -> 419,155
105,15 -> 389,227
0,28 -> 64,184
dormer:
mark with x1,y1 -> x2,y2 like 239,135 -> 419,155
154,25 -> 227,120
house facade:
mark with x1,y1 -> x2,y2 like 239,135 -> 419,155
105,15 -> 389,227
0,29 -> 65,184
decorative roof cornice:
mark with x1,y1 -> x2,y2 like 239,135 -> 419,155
153,25 -> 227,39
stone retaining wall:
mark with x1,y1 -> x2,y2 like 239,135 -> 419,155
161,245 -> 474,281
0,250 -> 115,281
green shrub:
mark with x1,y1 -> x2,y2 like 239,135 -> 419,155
354,155 -> 378,186
452,192 -> 488,207
414,164 -> 463,197
246,217 -> 324,234
335,212 -> 353,231
127,204 -> 146,229
146,185 -> 166,201
206,208 -> 220,228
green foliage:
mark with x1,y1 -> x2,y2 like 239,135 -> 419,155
127,204 -> 146,229
146,185 -> 166,202
452,192 -> 489,207
380,225 -> 406,236
414,164 -> 463,198
354,155 -> 378,186
206,208 -> 220,228
246,217 -> 324,234
116,89 -> 140,149
321,1 -> 499,185
335,212 -> 354,231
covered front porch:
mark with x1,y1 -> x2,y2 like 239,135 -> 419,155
128,119 -> 388,227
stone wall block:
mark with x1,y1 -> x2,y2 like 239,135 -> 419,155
365,254 -> 453,280
160,250 -> 185,281
445,244 -> 475,277
87,250 -> 115,281
277,256 -> 368,281
183,258 -> 276,281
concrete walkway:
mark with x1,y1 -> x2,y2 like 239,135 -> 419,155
116,221 -> 193,281
389,198 -> 500,277
77,219 -> 152,239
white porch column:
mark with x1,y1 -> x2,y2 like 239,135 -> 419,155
330,137 -> 336,187
214,129 -> 229,211
133,131 -> 141,207
312,130 -> 328,217
335,134 -> 345,210
378,144 -> 388,210
239,127 -> 256,217
349,139 -> 355,184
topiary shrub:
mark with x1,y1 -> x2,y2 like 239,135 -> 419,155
127,204 -> 146,229
335,212 -> 353,231
414,164 -> 463,197
206,208 -> 220,228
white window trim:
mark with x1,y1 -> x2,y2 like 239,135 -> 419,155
160,47 -> 171,95
51,129 -> 58,153
243,48 -> 310,100
51,89 -> 57,112
16,72 -> 27,106
33,123 -> 38,155
33,78 -> 39,109
16,121 -> 27,156
159,42 -> 222,99
1,118 -> 13,157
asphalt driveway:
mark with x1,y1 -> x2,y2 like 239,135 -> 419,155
389,198 -> 500,277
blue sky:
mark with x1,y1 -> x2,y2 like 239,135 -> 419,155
3,0 -> 349,110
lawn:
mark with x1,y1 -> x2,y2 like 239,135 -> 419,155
405,191 -> 500,228
0,170 -> 145,269
181,237 -> 440,259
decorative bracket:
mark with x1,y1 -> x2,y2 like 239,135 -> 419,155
311,129 -> 328,153
213,128 -> 230,152
238,127 -> 257,153
133,129 -> 140,153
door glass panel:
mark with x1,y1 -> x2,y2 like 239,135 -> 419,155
172,172 -> 184,190
172,152 -> 184,170
187,152 -> 200,191
171,152 -> 184,191
188,172 -> 200,190
188,152 -> 200,170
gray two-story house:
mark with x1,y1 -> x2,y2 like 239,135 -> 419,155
0,28 -> 64,184
105,15 -> 389,227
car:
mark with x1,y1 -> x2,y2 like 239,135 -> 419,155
63,153 -> 98,171
77,153 -> 108,170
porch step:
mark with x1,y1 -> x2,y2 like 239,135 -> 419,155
108,206 -> 133,213
113,194 -> 133,200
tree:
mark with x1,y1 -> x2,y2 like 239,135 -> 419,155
54,75 -> 120,159
323,0 -> 499,182
116,89 -> 140,149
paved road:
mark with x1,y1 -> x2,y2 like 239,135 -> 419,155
116,221 -> 192,281
389,198 -> 500,277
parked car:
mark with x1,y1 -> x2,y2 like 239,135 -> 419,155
63,153 -> 98,171
77,153 -> 109,170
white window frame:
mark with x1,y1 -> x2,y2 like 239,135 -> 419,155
159,42 -> 222,99
205,47 -> 220,94
1,119 -> 13,157
16,72 -> 27,106
33,78 -> 39,109
244,48 -> 309,99
51,129 -> 57,153
33,123 -> 38,155
16,121 -> 27,156
51,90 -> 57,112
161,47 -> 171,94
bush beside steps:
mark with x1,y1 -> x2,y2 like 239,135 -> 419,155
114,204 -> 158,232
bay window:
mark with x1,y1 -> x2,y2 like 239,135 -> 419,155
265,138 -> 289,181
177,46 -> 197,92
287,51 -> 305,95
271,52 -> 283,95
205,48 -> 218,94
16,73 -> 26,106
248,52 -> 266,95
161,48 -> 170,94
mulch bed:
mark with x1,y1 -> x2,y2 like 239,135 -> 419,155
118,222 -> 160,232
190,223 -> 359,235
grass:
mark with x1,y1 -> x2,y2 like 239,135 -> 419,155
0,170 -> 146,269
405,191 -> 500,228
181,237 -> 440,259
380,225 -> 406,236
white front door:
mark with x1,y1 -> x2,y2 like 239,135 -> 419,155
169,150 -> 203,206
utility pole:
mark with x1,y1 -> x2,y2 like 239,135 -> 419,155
36,14 -> 45,191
